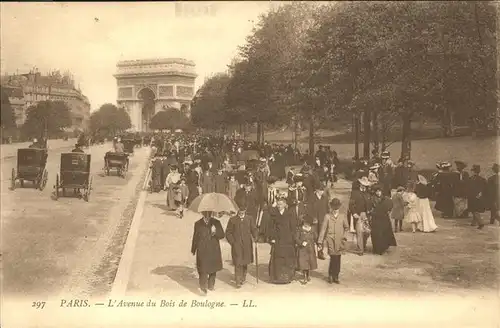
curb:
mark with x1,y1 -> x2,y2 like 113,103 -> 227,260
110,190 -> 148,296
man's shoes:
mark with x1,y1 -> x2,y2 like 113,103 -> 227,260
477,225 -> 484,230
328,276 -> 333,284
235,283 -> 242,289
334,278 -> 340,284
208,287 -> 215,291
200,288 -> 207,296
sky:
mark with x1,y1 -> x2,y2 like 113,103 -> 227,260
0,1 -> 280,111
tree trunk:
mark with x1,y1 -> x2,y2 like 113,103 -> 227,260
372,110 -> 379,154
449,110 -> 455,136
293,116 -> 299,150
309,112 -> 315,163
362,108 -> 371,158
401,110 -> 412,160
260,123 -> 265,145
256,122 -> 261,144
353,112 -> 360,159
380,113 -> 387,151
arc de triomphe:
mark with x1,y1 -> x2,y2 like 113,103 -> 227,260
114,58 -> 197,132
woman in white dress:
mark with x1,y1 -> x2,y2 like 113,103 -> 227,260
415,175 -> 438,232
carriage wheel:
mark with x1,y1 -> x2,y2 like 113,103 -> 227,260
39,169 -> 48,191
84,177 -> 92,202
10,168 -> 16,190
54,174 -> 59,200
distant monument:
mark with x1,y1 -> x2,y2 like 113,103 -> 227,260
114,58 -> 197,132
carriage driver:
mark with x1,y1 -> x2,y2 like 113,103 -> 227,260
72,143 -> 85,153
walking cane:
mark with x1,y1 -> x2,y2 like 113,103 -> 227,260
255,205 -> 263,284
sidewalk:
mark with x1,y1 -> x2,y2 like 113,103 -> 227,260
0,138 -> 77,159
120,178 -> 410,298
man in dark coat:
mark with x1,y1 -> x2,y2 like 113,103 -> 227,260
307,182 -> 329,235
467,165 -> 487,229
191,211 -> 225,295
380,151 -> 394,197
348,177 -> 373,255
225,207 -> 258,288
234,181 -> 259,220
486,164 -> 499,224
433,162 -> 455,218
453,161 -> 470,218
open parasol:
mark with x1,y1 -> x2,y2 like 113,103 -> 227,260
188,192 -> 239,213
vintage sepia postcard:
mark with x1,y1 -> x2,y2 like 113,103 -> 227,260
1,1 -> 499,328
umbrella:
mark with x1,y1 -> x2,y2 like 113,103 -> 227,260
188,192 -> 239,213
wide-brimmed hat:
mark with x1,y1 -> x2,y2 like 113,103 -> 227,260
440,161 -> 452,169
259,157 -> 267,162
381,151 -> 390,159
396,186 -> 406,192
471,164 -> 481,173
435,163 -> 442,170
417,174 -> 428,185
370,163 -> 380,170
455,160 -> 467,168
358,176 -> 371,187
330,198 -> 341,210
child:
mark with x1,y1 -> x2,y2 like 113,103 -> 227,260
175,177 -> 189,218
391,186 -> 406,232
227,173 -> 239,200
318,198 -> 348,284
403,186 -> 422,233
295,216 -> 318,285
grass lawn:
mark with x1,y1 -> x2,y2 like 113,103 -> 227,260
246,128 -> 499,173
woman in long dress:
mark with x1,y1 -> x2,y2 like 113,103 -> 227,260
266,198 -> 297,284
370,185 -> 397,254
415,175 -> 438,232
165,165 -> 181,210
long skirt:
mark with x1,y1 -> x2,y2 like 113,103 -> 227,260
269,244 -> 295,284
166,187 -> 178,210
417,198 -> 438,232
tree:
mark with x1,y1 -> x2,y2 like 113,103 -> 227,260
149,107 -> 189,131
22,100 -> 72,139
89,103 -> 131,137
0,87 -> 16,131
191,73 -> 232,130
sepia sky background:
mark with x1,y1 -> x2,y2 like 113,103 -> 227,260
0,2 -> 280,110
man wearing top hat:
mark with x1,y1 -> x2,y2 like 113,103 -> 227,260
307,181 -> 330,235
348,176 -> 373,255
225,206 -> 258,289
234,179 -> 259,221
433,161 -> 455,218
287,173 -> 307,218
379,151 -> 394,197
467,164 -> 487,229
453,160 -> 470,218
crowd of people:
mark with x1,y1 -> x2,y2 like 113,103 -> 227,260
142,132 -> 498,294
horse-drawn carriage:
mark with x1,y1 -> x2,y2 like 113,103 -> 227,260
11,148 -> 48,190
54,153 -> 92,201
104,152 -> 129,177
122,139 -> 135,155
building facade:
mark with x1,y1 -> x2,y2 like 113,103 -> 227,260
114,58 -> 197,132
0,70 -> 91,129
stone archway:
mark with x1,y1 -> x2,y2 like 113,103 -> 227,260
137,88 -> 156,132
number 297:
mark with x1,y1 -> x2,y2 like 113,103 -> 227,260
32,301 -> 46,309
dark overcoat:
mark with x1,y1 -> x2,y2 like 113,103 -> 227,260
225,215 -> 258,266
307,193 -> 329,229
234,188 -> 259,217
294,227 -> 318,270
191,217 -> 225,274
467,175 -> 487,213
370,196 -> 397,255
